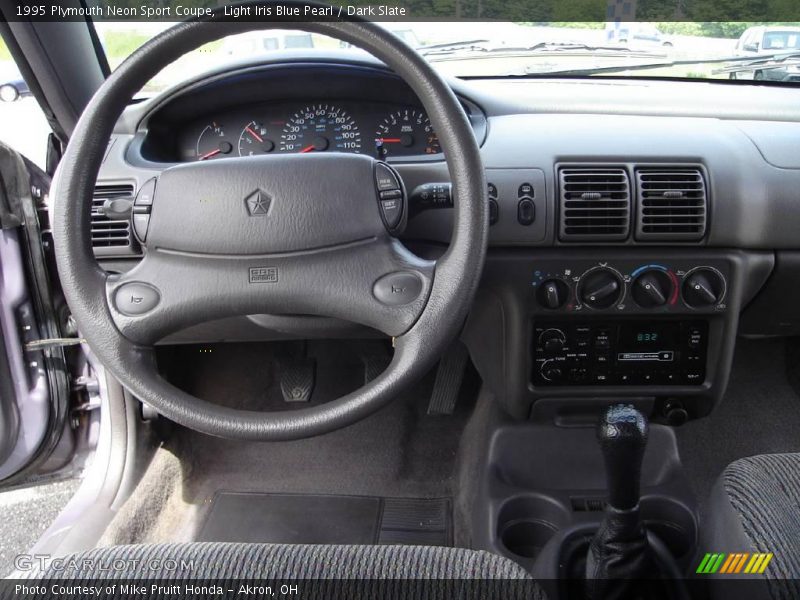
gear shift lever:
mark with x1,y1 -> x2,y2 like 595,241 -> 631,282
585,404 -> 652,600
598,403 -> 648,510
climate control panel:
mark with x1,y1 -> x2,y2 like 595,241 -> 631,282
532,259 -> 728,314
533,319 -> 708,386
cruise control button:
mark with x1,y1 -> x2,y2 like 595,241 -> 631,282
379,188 -> 402,200
375,163 -> 400,191
135,177 -> 157,206
373,272 -> 423,306
114,282 -> 160,316
380,198 -> 402,229
132,213 -> 151,242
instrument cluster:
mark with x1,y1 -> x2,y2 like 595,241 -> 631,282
179,101 -> 441,162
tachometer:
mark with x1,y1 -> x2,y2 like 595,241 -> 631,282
375,109 -> 440,158
195,122 -> 233,161
238,121 -> 276,156
280,104 -> 361,153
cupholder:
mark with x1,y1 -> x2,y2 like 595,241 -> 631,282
500,519 -> 558,558
497,495 -> 570,560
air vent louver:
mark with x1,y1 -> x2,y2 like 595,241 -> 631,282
92,183 -> 138,256
635,168 -> 707,241
558,168 -> 631,241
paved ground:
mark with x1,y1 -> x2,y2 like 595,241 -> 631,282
0,93 -> 50,169
0,478 -> 81,577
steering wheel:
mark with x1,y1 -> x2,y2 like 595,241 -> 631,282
53,5 -> 488,440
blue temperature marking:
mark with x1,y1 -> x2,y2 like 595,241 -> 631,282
631,264 -> 668,277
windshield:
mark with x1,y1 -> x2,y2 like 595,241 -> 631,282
97,21 -> 800,93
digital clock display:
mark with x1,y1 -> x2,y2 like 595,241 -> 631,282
618,323 -> 677,351
636,332 -> 659,343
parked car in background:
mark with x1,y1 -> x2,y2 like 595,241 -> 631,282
731,25 -> 800,80
222,29 -> 315,57
0,62 -> 30,102
607,23 -> 673,49
340,24 -> 421,49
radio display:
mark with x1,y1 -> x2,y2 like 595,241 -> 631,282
618,323 -> 678,351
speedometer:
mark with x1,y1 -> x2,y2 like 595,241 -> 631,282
280,104 -> 361,153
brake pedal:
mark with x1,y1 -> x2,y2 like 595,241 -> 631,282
428,342 -> 469,415
279,359 -> 316,403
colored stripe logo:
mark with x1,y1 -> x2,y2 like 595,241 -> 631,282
696,553 -> 773,574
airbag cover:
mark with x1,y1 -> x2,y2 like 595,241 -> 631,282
147,153 -> 384,254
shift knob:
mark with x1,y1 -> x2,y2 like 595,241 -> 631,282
597,404 -> 648,510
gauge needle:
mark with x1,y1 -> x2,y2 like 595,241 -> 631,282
199,149 -> 221,160
376,138 -> 402,143
245,126 -> 264,143
299,145 -> 316,153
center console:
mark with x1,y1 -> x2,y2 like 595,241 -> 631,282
462,248 -> 774,422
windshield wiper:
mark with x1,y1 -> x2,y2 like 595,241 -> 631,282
520,51 -> 800,77
713,52 -> 800,76
420,40 -> 661,59
417,39 -> 490,57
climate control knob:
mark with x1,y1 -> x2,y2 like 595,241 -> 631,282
632,269 -> 674,308
683,268 -> 725,308
579,268 -> 623,309
536,279 -> 570,309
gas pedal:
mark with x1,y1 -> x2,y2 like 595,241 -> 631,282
279,359 -> 316,403
427,342 -> 469,415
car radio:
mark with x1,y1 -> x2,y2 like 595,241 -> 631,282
532,319 -> 708,386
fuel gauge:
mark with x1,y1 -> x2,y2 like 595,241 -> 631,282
238,121 -> 276,156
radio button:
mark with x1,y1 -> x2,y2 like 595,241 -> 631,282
687,328 -> 703,349
594,331 -> 611,348
570,367 -> 588,382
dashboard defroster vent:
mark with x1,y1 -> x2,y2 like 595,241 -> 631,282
91,183 -> 139,257
558,168 -> 631,241
635,168 -> 707,241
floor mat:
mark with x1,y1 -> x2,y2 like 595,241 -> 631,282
197,493 -> 451,546
676,338 -> 800,504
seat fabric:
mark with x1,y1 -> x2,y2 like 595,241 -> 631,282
32,542 -> 546,599
706,453 -> 800,600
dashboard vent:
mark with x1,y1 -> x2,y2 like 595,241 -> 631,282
558,168 -> 631,241
91,183 -> 138,256
635,168 -> 707,241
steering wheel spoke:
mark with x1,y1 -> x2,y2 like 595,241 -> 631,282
108,237 -> 434,345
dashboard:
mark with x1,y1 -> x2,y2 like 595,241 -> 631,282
133,62 -> 485,166
180,102 -> 441,161
97,51 -> 800,424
